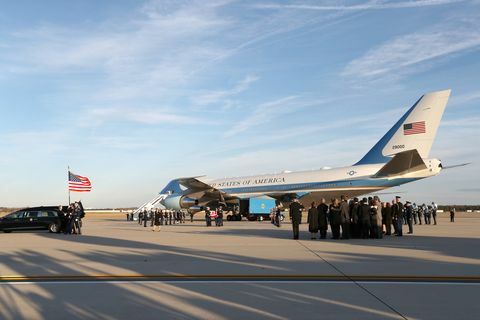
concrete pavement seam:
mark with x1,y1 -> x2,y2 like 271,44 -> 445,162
296,240 -> 408,320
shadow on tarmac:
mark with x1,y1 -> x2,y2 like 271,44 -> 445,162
1,221 -> 479,319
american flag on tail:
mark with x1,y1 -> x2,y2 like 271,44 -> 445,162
68,171 -> 92,192
403,121 -> 426,135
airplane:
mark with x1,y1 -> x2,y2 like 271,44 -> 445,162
156,89 -> 462,214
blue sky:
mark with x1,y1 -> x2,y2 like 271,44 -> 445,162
0,0 -> 479,207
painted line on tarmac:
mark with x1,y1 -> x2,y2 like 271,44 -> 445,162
2,280 -> 480,286
1,275 -> 480,283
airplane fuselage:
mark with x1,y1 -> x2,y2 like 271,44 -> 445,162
200,158 -> 442,205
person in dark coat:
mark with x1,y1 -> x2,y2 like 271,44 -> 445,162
392,196 -> 404,236
329,198 -> 341,240
340,195 -> 351,239
383,202 -> 393,235
289,199 -> 304,240
359,198 -> 371,239
317,198 -> 329,239
152,209 -> 161,232
349,198 -> 360,238
307,202 -> 319,239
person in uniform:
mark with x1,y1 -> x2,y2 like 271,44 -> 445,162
431,202 -> 438,225
393,196 -> 404,236
383,202 -> 393,235
64,204 -> 74,234
340,195 -> 351,239
275,205 -> 282,227
317,198 -> 329,239
405,201 -> 413,234
329,198 -> 341,240
217,206 -> 224,227
307,202 -> 319,239
205,207 -> 212,227
412,203 -> 418,224
73,202 -> 82,235
417,203 -> 423,225
289,199 -> 304,240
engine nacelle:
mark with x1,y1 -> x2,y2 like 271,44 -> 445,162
162,195 -> 198,210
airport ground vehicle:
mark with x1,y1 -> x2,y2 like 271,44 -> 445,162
239,197 -> 284,221
0,207 -> 63,233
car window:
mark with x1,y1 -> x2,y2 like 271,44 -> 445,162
6,211 -> 25,218
25,211 -> 39,218
47,211 -> 58,217
37,211 -> 50,217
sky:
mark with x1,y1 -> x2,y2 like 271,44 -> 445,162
0,0 -> 479,208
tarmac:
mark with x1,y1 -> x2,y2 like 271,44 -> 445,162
1,212 -> 479,319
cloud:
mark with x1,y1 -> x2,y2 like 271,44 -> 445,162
449,90 -> 480,107
342,18 -> 480,79
88,107 -> 200,125
194,75 -> 259,106
255,0 -> 463,11
224,95 -> 333,137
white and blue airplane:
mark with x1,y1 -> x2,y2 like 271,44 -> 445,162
157,89 -> 462,212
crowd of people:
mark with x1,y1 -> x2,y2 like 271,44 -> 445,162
58,202 -> 84,235
289,195 -> 441,240
131,208 -> 187,231
130,196 -> 452,239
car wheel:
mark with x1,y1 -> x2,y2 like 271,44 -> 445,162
48,223 -> 60,233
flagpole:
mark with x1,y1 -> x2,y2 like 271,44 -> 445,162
68,166 -> 71,204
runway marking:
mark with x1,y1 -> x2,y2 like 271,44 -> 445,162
1,275 -> 480,283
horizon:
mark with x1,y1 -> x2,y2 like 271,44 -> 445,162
1,0 -> 479,207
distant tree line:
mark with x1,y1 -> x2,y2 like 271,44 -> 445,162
438,205 -> 480,211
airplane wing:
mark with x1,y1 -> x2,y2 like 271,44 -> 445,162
174,177 -> 239,206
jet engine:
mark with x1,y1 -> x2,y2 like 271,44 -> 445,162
161,195 -> 198,210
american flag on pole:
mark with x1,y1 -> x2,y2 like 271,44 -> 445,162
68,171 -> 92,192
403,121 -> 426,135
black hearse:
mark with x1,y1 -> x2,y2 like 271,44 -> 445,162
0,206 -> 63,233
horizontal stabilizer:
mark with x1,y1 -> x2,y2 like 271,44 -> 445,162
442,163 -> 470,170
374,149 -> 427,178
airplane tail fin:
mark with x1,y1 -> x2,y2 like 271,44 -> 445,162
355,89 -> 451,165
